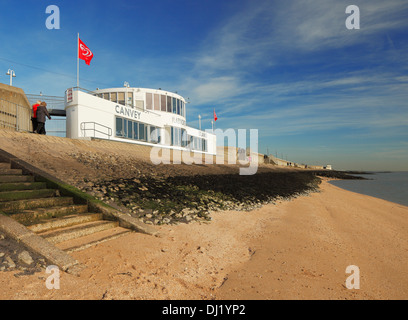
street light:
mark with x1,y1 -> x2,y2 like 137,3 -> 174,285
6,69 -> 16,86
198,114 -> 201,131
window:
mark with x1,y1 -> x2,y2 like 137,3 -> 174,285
161,95 -> 166,112
150,126 -> 160,144
116,117 -> 123,137
123,118 -> 128,138
177,99 -> 180,115
167,96 -> 172,113
127,92 -> 133,107
133,122 -> 138,140
181,129 -> 188,147
126,119 -> 132,139
103,93 -> 109,100
172,98 -> 177,114
110,92 -> 117,103
139,123 -> 145,141
115,116 -> 160,144
118,92 -> 125,106
154,94 -> 160,111
171,127 -> 181,146
146,93 -> 153,110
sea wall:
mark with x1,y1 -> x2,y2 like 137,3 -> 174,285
0,83 -> 32,132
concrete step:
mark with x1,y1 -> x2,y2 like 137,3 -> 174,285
11,204 -> 89,225
0,182 -> 47,192
57,227 -> 132,253
0,189 -> 56,202
27,213 -> 104,233
39,220 -> 119,244
0,196 -> 74,213
0,175 -> 35,183
0,163 -> 10,169
0,168 -> 23,175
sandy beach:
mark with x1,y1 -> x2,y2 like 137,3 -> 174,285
0,178 -> 407,300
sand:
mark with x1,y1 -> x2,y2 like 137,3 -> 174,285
0,178 -> 407,300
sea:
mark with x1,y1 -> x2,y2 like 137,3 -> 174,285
329,171 -> 408,207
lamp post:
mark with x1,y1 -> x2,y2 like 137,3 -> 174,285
124,82 -> 130,107
198,115 -> 201,131
6,69 -> 16,86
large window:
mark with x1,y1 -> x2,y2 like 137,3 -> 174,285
115,117 -> 159,144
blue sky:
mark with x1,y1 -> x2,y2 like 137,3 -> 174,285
1,0 -> 408,170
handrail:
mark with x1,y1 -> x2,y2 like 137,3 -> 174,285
80,122 -> 112,139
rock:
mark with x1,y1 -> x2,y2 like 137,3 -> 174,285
0,253 -> 4,258
5,256 -> 16,268
18,251 -> 34,266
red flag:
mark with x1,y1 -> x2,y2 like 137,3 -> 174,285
214,109 -> 218,122
78,38 -> 94,65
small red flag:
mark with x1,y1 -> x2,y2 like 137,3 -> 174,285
78,38 -> 94,65
214,109 -> 218,122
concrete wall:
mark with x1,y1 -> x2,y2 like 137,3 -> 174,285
0,83 -> 32,132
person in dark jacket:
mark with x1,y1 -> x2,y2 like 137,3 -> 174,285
36,102 -> 51,135
31,100 -> 41,133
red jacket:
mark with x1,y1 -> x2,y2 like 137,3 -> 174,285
32,104 -> 39,118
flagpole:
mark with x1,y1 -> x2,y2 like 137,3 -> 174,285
77,33 -> 79,88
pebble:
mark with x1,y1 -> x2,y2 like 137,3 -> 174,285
5,256 -> 16,269
18,251 -> 34,266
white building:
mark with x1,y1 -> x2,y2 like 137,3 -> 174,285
65,87 -> 216,155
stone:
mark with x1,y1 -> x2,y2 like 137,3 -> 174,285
5,256 -> 16,268
18,251 -> 34,266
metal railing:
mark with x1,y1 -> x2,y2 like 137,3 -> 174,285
0,98 -> 31,132
26,94 -> 65,111
80,122 -> 112,139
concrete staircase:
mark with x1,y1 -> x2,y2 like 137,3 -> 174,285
0,162 -> 131,253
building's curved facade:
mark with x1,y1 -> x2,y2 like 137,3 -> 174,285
65,87 -> 216,154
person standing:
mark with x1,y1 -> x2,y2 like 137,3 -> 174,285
36,102 -> 51,135
31,100 -> 41,133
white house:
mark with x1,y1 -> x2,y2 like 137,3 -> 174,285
65,87 -> 216,155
